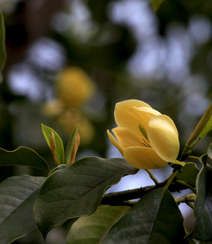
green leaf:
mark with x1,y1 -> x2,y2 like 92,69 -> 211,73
102,188 -> 188,244
177,163 -> 199,186
0,9 -> 6,74
184,103 -> 212,151
42,124 -> 64,165
65,124 -> 79,166
0,146 -> 50,173
0,175 -> 45,244
188,153 -> 212,241
151,0 -> 165,11
66,205 -> 129,244
33,157 -> 138,238
199,115 -> 212,142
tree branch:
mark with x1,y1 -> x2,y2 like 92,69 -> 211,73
101,180 -> 191,206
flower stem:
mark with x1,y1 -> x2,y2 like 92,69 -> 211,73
145,169 -> 159,185
187,155 -> 200,161
165,169 -> 179,189
186,201 -> 194,209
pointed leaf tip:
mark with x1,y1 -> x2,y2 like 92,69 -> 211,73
65,124 -> 80,166
41,124 -> 64,165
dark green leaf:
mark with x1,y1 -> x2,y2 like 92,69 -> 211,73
0,175 -> 45,244
177,163 -> 199,186
102,188 -> 188,244
188,154 -> 212,241
33,157 -> 138,238
0,9 -> 6,74
42,124 -> 64,165
0,146 -> 50,173
66,205 -> 129,244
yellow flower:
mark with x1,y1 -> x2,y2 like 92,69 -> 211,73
107,100 -> 180,169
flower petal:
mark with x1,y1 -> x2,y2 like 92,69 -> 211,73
124,146 -> 168,169
107,130 -> 124,155
134,106 -> 161,116
114,100 -> 153,134
112,127 -> 144,148
147,115 -> 179,162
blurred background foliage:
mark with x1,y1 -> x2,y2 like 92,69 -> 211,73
0,0 -> 212,243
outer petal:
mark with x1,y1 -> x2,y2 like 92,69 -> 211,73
112,127 -> 144,148
107,130 -> 124,156
114,100 -> 154,134
147,115 -> 180,162
134,106 -> 161,116
124,146 -> 168,169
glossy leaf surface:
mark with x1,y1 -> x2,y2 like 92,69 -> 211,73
0,175 -> 45,244
0,146 -> 50,172
66,205 -> 129,244
34,157 -> 138,238
102,188 -> 188,244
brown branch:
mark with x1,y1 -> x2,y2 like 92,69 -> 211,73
101,181 -> 190,206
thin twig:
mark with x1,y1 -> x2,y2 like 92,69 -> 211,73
175,179 -> 196,194
186,201 -> 194,209
187,155 -> 200,161
175,194 -> 196,204
145,169 -> 159,185
165,170 -> 179,189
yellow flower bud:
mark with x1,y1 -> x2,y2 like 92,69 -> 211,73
107,99 -> 180,169
56,67 -> 95,107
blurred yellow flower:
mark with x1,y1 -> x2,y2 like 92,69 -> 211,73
107,100 -> 180,169
42,99 -> 64,117
58,109 -> 95,146
56,67 -> 95,107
